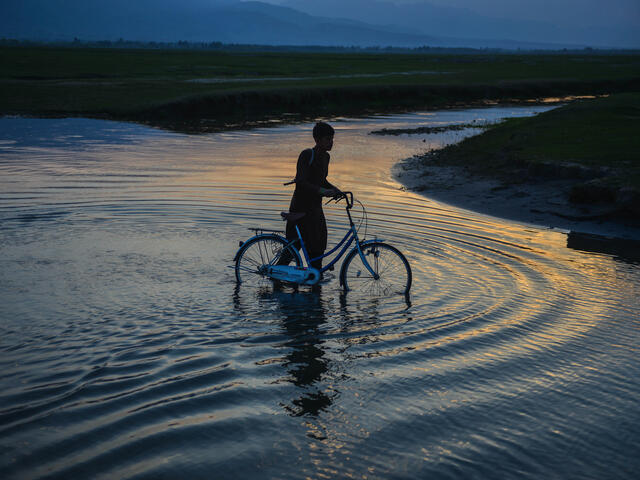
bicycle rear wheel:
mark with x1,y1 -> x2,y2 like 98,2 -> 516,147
235,235 -> 302,287
340,242 -> 411,295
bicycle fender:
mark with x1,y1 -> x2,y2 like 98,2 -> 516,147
359,238 -> 384,246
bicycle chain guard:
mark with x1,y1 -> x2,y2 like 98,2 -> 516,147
265,265 -> 321,285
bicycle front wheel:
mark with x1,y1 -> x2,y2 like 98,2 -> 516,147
340,242 -> 412,295
235,235 -> 302,287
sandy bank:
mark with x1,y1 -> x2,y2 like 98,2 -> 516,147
393,156 -> 640,242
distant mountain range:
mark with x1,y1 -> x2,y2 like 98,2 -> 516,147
0,0 -> 635,50
283,0 -> 639,49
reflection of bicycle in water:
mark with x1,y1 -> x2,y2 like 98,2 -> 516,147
234,192 -> 412,295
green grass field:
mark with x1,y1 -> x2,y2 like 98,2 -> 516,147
1,46 -> 639,126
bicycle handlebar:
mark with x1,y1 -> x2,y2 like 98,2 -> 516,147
325,191 -> 354,209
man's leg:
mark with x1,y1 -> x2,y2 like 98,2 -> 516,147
276,247 -> 296,266
277,220 -> 303,267
309,253 -> 323,272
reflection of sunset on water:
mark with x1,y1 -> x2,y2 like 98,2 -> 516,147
1,107 -> 639,479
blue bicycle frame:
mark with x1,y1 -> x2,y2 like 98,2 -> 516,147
288,192 -> 379,279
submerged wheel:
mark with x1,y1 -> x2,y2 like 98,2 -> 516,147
235,235 -> 302,287
340,242 -> 411,295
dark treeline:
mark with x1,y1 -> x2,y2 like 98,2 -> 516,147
1,37 -> 638,56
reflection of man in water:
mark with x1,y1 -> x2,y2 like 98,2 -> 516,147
269,290 -> 334,417
282,122 -> 341,273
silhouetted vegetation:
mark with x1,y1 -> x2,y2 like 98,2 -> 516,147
2,38 -> 638,55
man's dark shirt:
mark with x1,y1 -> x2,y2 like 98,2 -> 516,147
286,148 -> 336,259
289,148 -> 336,213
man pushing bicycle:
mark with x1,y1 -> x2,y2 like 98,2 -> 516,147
281,122 -> 342,272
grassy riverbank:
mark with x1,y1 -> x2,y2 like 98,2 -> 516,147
1,46 -> 639,130
409,93 -> 640,217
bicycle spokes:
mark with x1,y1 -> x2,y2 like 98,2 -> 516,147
341,242 -> 411,295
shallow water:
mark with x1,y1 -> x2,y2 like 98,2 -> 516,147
1,107 -> 639,480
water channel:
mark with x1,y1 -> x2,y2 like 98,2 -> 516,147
1,106 -> 638,479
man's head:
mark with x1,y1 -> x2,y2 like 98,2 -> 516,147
313,122 -> 334,152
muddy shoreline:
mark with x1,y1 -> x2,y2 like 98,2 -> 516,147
392,92 -> 640,243
131,78 -> 640,133
5,77 -> 639,134
393,156 -> 640,242
0,96 -> 562,134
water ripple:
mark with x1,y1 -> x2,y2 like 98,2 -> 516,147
1,112 -> 639,479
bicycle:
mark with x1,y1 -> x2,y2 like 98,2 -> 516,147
234,192 -> 412,295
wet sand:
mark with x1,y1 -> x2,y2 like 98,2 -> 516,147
393,156 -> 640,241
